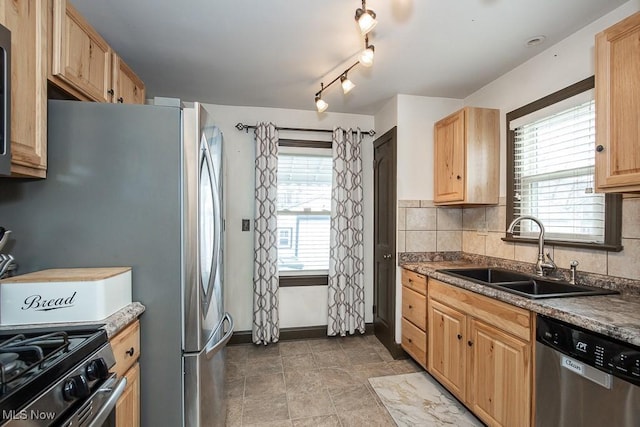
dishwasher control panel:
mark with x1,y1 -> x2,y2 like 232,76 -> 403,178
537,315 -> 640,387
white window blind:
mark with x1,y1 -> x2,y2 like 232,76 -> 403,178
512,97 -> 605,244
277,150 -> 332,274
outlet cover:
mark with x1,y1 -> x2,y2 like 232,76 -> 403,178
242,219 -> 250,232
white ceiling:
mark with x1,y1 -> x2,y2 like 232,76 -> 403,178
71,0 -> 627,115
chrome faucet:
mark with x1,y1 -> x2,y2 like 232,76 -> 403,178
507,215 -> 557,277
569,260 -> 579,284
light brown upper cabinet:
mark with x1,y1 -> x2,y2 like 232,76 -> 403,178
112,54 -> 145,104
595,12 -> 640,193
0,0 -> 48,178
433,107 -> 499,205
50,0 -> 112,102
49,0 -> 145,105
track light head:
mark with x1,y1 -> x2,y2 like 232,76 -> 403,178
359,44 -> 375,67
355,7 -> 377,35
315,94 -> 328,113
340,74 -> 356,94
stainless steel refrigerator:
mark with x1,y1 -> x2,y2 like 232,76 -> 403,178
0,99 -> 232,427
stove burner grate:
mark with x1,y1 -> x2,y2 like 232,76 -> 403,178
0,331 -> 70,387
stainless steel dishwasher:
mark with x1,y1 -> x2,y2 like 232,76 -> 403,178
536,315 -> 640,427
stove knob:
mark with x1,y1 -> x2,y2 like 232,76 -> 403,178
62,375 -> 90,401
86,358 -> 109,381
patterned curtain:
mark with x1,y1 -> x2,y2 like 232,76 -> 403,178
253,122 -> 279,345
328,128 -> 365,336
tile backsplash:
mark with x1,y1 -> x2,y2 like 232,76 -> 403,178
398,197 -> 640,281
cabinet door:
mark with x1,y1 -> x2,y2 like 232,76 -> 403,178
116,362 -> 140,427
0,0 -> 47,177
51,0 -> 112,102
434,109 -> 465,203
468,319 -> 531,427
428,298 -> 466,400
112,54 -> 145,104
595,12 -> 640,192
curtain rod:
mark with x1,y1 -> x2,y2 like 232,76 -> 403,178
235,122 -> 376,137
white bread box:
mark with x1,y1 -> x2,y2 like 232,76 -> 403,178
0,267 -> 132,325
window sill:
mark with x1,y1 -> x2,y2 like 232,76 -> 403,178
501,236 -> 623,252
279,275 -> 328,287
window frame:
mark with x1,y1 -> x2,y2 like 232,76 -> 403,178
504,76 -> 622,251
277,139 -> 333,287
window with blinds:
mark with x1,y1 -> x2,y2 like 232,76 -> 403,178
277,149 -> 332,275
512,98 -> 605,243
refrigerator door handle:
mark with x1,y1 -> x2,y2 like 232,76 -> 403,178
206,312 -> 234,357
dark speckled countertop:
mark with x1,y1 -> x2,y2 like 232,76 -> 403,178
402,260 -> 640,347
0,302 -> 145,339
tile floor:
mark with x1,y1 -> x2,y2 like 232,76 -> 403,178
224,334 -> 423,426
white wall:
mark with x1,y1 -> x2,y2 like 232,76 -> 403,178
203,103 -> 374,332
396,95 -> 463,201
373,95 -> 398,136
464,0 -> 640,197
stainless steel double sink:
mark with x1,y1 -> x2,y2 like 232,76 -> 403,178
437,268 -> 618,299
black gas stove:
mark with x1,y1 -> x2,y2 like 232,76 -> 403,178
0,326 -> 122,426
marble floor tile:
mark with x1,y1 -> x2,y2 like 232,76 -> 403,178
283,370 -> 325,394
226,335 -> 489,426
290,414 -> 340,427
344,347 -> 384,365
316,367 -> 359,391
282,353 -> 317,372
279,341 -> 311,356
225,377 -> 245,399
242,393 -> 290,425
369,372 -> 483,427
328,384 -> 379,412
247,343 -> 281,359
306,338 -> 343,353
243,420 -> 293,427
245,356 -> 283,377
286,389 -> 335,419
337,406 -> 396,427
225,397 -> 243,427
312,349 -> 350,368
244,373 -> 286,398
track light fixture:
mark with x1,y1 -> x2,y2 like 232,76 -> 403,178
315,83 -> 329,113
359,36 -> 375,67
315,94 -> 328,113
355,0 -> 377,35
341,73 -> 356,94
312,0 -> 379,113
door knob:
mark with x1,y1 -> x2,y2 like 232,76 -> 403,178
382,253 -> 392,260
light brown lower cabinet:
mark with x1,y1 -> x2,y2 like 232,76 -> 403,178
428,298 -> 466,400
110,320 -> 141,427
427,279 -> 533,427
116,362 -> 140,427
400,269 -> 428,368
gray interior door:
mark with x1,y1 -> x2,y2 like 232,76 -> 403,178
373,127 -> 397,355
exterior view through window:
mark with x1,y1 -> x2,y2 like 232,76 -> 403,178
277,149 -> 332,274
511,95 -> 605,243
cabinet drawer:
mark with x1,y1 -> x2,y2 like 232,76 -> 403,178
111,320 -> 140,378
401,269 -> 427,295
401,318 -> 427,368
402,286 -> 426,330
